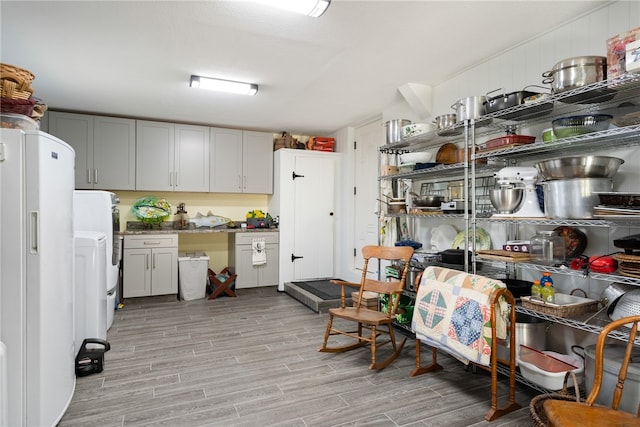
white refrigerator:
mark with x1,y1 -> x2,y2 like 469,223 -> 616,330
0,128 -> 76,426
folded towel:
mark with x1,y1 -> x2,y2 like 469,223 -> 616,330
252,238 -> 266,266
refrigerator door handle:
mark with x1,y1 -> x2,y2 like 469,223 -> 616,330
29,211 -> 39,254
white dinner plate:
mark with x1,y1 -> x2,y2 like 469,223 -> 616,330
430,224 -> 458,251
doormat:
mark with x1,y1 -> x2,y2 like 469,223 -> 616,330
291,279 -> 345,300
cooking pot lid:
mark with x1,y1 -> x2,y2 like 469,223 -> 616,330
584,344 -> 640,378
551,55 -> 606,71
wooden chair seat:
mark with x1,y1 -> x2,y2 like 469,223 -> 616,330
328,306 -> 394,325
543,399 -> 640,426
318,245 -> 413,370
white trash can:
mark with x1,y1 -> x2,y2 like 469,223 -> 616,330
178,252 -> 209,301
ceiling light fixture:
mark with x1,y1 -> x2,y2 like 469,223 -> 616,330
189,75 -> 258,96
256,0 -> 331,18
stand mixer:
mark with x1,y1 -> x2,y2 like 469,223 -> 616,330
492,167 -> 545,218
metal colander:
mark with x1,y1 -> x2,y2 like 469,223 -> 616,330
610,289 -> 640,322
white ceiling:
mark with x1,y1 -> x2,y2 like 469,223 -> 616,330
1,0 -> 609,135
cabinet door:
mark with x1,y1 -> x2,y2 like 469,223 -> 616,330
136,120 -> 175,191
122,249 -> 151,297
234,245 -> 259,288
93,116 -> 136,190
292,155 -> 335,280
48,112 -> 94,189
210,127 -> 243,193
174,124 -> 209,192
243,131 -> 274,194
259,244 -> 279,287
151,248 -> 178,295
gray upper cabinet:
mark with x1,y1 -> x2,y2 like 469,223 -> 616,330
48,112 -> 136,190
210,128 -> 273,194
136,120 -> 210,192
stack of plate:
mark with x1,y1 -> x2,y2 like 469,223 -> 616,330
613,253 -> 640,278
594,192 -> 640,219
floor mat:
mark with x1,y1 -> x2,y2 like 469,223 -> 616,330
291,279 -> 345,300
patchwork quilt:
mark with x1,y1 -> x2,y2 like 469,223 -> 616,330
411,266 -> 508,366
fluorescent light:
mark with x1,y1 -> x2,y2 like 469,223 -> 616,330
256,0 -> 331,18
189,75 -> 258,96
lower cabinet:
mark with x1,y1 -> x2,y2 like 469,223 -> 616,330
229,232 -> 279,289
122,234 -> 178,297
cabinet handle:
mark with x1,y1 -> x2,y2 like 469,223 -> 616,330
237,175 -> 241,190
143,241 -> 161,245
175,171 -> 179,187
87,168 -> 92,184
169,171 -> 172,186
146,253 -> 150,270
153,253 -> 156,269
94,169 -> 98,184
243,175 -> 247,189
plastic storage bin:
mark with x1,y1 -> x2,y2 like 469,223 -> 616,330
178,252 -> 209,301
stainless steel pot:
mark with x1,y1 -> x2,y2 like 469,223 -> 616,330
543,178 -> 613,219
497,312 -> 547,361
542,56 -> 613,103
582,344 -> 640,414
451,96 -> 488,121
385,119 -> 411,144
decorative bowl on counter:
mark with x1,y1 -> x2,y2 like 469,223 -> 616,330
131,196 -> 172,224
551,114 -> 612,138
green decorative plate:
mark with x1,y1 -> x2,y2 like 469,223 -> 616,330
451,228 -> 492,250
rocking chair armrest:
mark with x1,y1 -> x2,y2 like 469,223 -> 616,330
329,280 -> 361,308
329,280 -> 361,288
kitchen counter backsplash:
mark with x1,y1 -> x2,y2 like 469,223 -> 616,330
123,221 -> 278,234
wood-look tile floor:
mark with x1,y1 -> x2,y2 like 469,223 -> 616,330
59,287 -> 537,427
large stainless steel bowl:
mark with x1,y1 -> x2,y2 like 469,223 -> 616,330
490,187 -> 524,214
535,156 -> 624,181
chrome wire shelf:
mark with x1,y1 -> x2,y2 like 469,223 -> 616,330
480,217 -> 619,227
379,73 -> 640,153
475,124 -> 640,161
476,258 -> 640,287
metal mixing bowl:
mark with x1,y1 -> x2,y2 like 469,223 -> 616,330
490,188 -> 524,214
535,156 -> 624,180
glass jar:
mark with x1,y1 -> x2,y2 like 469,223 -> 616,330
530,230 -> 565,265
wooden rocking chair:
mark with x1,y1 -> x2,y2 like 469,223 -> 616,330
317,245 -> 414,369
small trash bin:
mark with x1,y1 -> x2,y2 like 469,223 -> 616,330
178,252 -> 209,301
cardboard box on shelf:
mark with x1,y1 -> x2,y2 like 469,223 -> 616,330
607,27 -> 640,79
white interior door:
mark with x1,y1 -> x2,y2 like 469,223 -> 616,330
353,120 -> 384,272
292,155 -> 335,280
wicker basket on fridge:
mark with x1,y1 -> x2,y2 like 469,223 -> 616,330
0,63 -> 35,100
